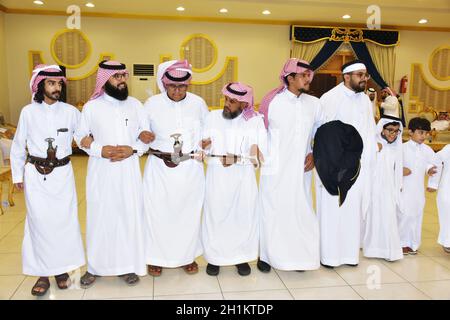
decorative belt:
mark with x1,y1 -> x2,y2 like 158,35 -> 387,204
27,155 -> 71,175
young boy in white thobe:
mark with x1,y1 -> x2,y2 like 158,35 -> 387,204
429,144 -> 450,253
363,116 -> 403,261
399,117 -> 440,255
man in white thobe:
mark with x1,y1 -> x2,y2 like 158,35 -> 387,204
201,82 -> 266,276
75,60 -> 147,288
363,116 -> 403,261
257,58 -> 321,272
139,60 -> 208,277
10,64 -> 85,296
317,60 -> 378,268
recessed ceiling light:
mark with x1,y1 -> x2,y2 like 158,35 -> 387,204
176,6 -> 185,12
262,10 -> 271,15
342,14 -> 351,19
418,19 -> 428,24
219,8 -> 228,14
33,0 -> 44,5
85,2 -> 95,8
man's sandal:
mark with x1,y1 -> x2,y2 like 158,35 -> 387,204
80,272 -> 97,289
119,273 -> 140,286
147,265 -> 162,277
183,262 -> 198,275
55,273 -> 71,290
31,277 -> 50,296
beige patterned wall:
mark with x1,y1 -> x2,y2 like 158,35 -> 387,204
410,63 -> 449,112
190,58 -> 237,107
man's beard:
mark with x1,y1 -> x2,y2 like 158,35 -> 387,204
350,80 -> 366,93
44,89 -> 61,101
222,107 -> 242,120
105,81 -> 128,101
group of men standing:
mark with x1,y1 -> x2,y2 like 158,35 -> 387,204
11,57 -> 385,296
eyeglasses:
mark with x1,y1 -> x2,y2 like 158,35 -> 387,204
167,84 -> 188,91
350,72 -> 371,80
383,128 -> 401,134
112,73 -> 129,80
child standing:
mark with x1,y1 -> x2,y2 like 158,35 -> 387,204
429,144 -> 450,253
398,117 -> 440,255
364,116 -> 404,261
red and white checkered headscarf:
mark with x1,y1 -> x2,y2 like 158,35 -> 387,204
30,64 -> 66,102
222,82 -> 256,121
157,60 -> 192,93
89,60 -> 129,100
259,58 -> 314,129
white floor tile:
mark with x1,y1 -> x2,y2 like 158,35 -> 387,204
289,286 -> 362,300
223,289 -> 293,300
382,256 -> 450,282
0,275 -> 25,299
217,266 -> 285,292
154,267 -> 221,297
83,275 -> 153,300
335,259 -> 407,285
276,268 -> 346,289
0,253 -> 22,275
411,280 -> 450,300
11,276 -> 85,300
155,293 -> 223,300
352,282 -> 430,300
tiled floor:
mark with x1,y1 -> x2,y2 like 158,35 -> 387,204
0,154 -> 449,300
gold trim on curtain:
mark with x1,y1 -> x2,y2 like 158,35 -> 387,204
365,41 -> 396,88
291,39 -> 327,63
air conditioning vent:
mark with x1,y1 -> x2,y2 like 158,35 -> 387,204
133,64 -> 154,76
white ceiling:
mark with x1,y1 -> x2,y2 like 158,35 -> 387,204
1,0 -> 450,28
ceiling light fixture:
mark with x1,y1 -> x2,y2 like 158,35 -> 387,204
418,19 -> 428,24
262,10 -> 271,15
342,14 -> 351,19
177,6 -> 185,12
219,8 -> 228,13
85,2 -> 95,8
33,1 -> 44,5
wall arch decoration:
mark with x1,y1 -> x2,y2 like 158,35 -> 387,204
50,29 -> 92,69
159,34 -> 238,109
409,63 -> 450,113
180,34 -> 218,73
429,45 -> 450,81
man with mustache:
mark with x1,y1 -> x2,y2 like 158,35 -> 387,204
74,60 -> 148,288
10,65 -> 85,296
256,58 -> 322,273
139,60 -> 209,277
316,60 -> 378,268
201,82 -> 266,276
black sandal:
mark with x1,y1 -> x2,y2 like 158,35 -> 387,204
31,277 -> 50,296
80,272 -> 96,289
120,273 -> 140,286
55,273 -> 71,290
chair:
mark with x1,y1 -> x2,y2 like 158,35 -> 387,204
0,145 -> 14,215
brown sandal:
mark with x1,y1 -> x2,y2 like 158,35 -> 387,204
31,277 -> 50,296
119,273 -> 140,286
183,261 -> 198,275
55,273 -> 71,290
147,265 -> 162,277
80,272 -> 96,289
